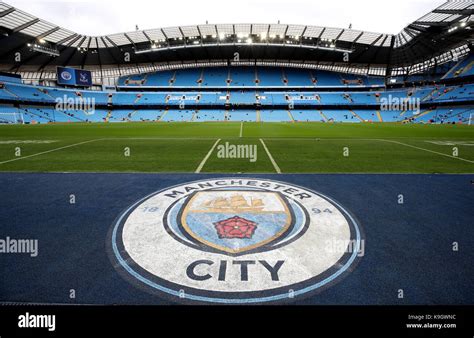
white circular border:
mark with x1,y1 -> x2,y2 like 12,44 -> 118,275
110,178 -> 362,304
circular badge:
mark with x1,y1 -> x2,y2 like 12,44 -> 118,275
61,71 -> 72,81
109,178 -> 362,304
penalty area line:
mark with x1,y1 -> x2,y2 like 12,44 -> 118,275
259,139 -> 281,174
195,139 -> 221,173
0,139 -> 102,165
378,139 -> 474,164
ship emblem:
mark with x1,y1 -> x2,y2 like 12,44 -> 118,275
178,190 -> 294,255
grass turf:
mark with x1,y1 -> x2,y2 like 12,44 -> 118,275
0,122 -> 473,173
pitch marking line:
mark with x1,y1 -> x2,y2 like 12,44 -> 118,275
0,139 -> 102,165
378,139 -> 474,164
195,139 -> 221,173
259,139 -> 281,174
0,140 -> 58,144
239,122 -> 243,138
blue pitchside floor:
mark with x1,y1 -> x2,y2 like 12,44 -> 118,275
0,173 -> 473,305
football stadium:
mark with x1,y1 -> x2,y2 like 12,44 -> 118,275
0,0 -> 473,334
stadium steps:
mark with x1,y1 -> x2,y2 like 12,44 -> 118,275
56,110 -> 85,122
422,87 -> 454,102
374,94 -> 380,104
422,88 -> 438,101
226,69 -> 232,86
82,109 -> 96,121
256,110 -> 261,122
376,111 -> 383,122
338,74 -> 345,85
287,110 -> 295,122
105,110 -> 112,122
433,87 -> 455,100
254,67 -> 259,86
169,71 -> 177,86
32,109 -> 57,122
459,61 -> 474,77
127,110 -> 138,121
350,110 -> 364,122
191,111 -> 197,122
38,88 -> 56,101
107,94 -> 113,104
343,94 -> 354,103
198,69 -> 204,87
319,111 -> 328,122
442,59 -> 463,79
158,110 -> 168,121
281,69 -> 288,86
21,109 -> 53,123
21,112 -> 43,123
399,110 -> 408,117
134,95 -> 142,104
3,86 -> 19,98
421,87 -> 445,102
224,111 -> 229,121
412,110 -> 433,121
309,71 -> 317,86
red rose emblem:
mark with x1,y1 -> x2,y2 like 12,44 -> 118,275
214,216 -> 257,239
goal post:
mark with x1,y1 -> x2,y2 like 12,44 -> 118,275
0,112 -> 24,124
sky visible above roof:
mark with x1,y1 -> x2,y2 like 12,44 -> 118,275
3,0 -> 446,36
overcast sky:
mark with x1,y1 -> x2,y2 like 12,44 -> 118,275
3,0 -> 445,36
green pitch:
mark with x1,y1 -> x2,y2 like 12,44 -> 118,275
0,122 -> 473,173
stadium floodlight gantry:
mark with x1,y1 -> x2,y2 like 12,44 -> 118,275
0,1 -> 472,83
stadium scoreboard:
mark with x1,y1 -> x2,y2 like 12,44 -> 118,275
57,67 -> 92,87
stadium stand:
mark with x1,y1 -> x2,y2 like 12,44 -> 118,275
201,67 -> 229,87
195,110 -> 226,122
292,110 -> 324,122
1,75 -> 473,124
173,69 -> 201,87
116,67 -> 386,89
323,110 -> 360,123
161,109 -> 195,122
227,110 -> 257,122
260,110 -> 293,122
443,54 -> 474,79
229,91 -> 257,105
229,67 -> 256,87
257,67 -> 284,86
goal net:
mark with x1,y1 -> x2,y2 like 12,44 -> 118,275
0,112 -> 24,124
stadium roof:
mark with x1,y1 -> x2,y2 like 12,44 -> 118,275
0,0 -> 472,73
